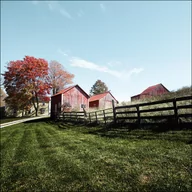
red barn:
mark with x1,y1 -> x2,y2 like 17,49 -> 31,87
89,91 -> 118,109
131,83 -> 169,101
51,85 -> 89,118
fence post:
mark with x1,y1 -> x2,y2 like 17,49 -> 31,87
63,112 -> 65,121
95,111 -> 98,124
103,110 -> 106,125
76,112 -> 78,122
112,100 -> 116,124
173,98 -> 178,125
89,113 -> 91,123
136,105 -> 140,128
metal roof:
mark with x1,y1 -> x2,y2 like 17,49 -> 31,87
131,83 -> 169,98
89,91 -> 118,103
141,83 -> 169,95
51,84 -> 90,98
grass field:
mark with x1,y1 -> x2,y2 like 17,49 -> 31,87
1,119 -> 192,192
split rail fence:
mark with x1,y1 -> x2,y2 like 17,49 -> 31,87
57,95 -> 192,128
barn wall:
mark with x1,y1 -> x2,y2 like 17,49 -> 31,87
51,94 -> 61,118
132,85 -> 169,101
131,95 -> 140,101
62,87 -> 89,111
140,85 -> 169,99
99,93 -> 117,109
89,100 -> 99,108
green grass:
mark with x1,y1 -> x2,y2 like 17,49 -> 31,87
1,120 -> 192,192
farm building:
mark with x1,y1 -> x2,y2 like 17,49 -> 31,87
0,88 -> 7,118
131,83 -> 169,101
89,91 -> 118,109
51,85 -> 89,118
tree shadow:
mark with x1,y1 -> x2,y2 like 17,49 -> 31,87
84,122 -> 192,143
23,117 -> 52,124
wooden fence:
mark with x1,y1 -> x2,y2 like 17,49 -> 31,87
115,95 -> 192,125
58,108 -> 113,125
58,95 -> 192,128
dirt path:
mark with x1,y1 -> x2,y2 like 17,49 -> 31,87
0,116 -> 50,128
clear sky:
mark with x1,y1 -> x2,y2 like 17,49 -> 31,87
1,1 -> 191,102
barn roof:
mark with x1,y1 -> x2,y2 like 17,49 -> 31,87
131,83 -> 169,98
89,91 -> 118,103
141,83 -> 169,95
51,84 -> 90,98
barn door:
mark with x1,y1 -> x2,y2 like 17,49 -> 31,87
55,104 -> 57,116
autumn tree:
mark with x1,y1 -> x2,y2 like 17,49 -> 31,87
3,56 -> 51,116
49,60 -> 74,95
90,80 -> 108,96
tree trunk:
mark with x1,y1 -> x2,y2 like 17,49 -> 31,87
32,92 -> 39,116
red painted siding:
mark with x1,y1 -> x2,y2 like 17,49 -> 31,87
131,84 -> 169,101
89,100 -> 99,108
89,92 -> 118,109
62,86 -> 89,111
51,85 -> 89,118
51,94 -> 61,118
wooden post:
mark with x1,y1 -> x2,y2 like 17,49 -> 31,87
136,105 -> 140,128
173,98 -> 178,125
112,100 -> 116,124
95,111 -> 98,123
76,112 -> 78,122
83,107 -> 87,117
63,112 -> 65,121
103,110 -> 106,125
89,113 -> 91,123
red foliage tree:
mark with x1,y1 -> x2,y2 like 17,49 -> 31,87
3,56 -> 51,116
49,60 -> 74,95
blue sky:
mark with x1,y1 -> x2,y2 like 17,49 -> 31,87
1,1 -> 191,102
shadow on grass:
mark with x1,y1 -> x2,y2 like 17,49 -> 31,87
24,118 -> 192,144
86,127 -> 192,143
23,117 -> 52,124
69,121 -> 192,143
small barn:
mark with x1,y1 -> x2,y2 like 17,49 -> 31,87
51,85 -> 89,118
89,91 -> 118,109
131,83 -> 169,101
0,88 -> 7,118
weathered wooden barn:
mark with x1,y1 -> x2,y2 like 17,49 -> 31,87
89,91 -> 118,109
131,83 -> 169,101
51,85 -> 89,118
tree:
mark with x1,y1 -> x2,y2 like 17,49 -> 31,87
3,56 -> 51,116
49,60 -> 74,95
90,80 -> 108,96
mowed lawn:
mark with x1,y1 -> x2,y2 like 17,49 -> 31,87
1,120 -> 192,192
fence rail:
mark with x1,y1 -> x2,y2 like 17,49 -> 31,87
114,95 -> 192,126
57,95 -> 192,128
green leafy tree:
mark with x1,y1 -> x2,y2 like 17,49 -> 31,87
90,80 -> 108,96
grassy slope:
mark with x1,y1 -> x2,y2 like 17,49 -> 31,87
0,120 -> 192,192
